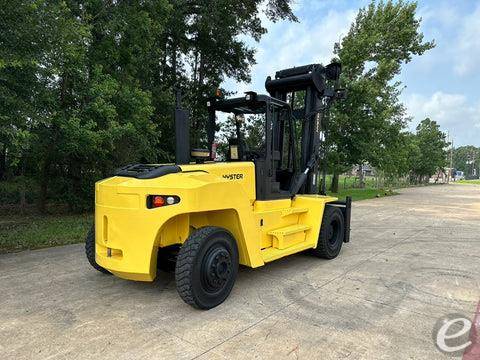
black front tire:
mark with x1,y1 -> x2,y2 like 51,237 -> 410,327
85,226 -> 111,274
312,207 -> 345,259
175,226 -> 239,310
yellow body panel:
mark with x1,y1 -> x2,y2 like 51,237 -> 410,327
95,161 -> 336,281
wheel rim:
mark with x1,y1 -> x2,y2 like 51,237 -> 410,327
201,245 -> 232,293
327,218 -> 341,247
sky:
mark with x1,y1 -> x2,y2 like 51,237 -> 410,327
223,0 -> 480,147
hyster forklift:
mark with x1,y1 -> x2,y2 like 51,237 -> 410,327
86,62 -> 351,309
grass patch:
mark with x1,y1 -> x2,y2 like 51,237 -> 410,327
0,213 -> 92,253
456,179 -> 480,185
325,174 -> 378,189
328,188 -> 398,201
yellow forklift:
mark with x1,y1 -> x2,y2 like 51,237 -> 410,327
86,62 -> 351,309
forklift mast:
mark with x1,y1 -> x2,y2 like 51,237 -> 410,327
265,63 -> 342,195
197,62 -> 343,200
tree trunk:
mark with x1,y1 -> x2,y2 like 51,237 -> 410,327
20,185 -> 26,213
38,158 -> 51,213
192,53 -> 205,147
193,48 -> 198,84
171,40 -> 177,85
69,161 -> 82,212
0,143 -> 6,180
161,33 -> 168,80
20,160 -> 26,214
330,169 -> 339,193
358,164 -> 365,188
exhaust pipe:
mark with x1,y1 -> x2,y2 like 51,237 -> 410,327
174,89 -> 190,165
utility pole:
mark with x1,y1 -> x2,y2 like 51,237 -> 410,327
466,149 -> 476,179
447,132 -> 453,183
450,138 -> 453,181
472,151 -> 477,178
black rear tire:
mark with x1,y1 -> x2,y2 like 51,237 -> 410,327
85,226 -> 111,274
312,207 -> 345,259
175,226 -> 239,310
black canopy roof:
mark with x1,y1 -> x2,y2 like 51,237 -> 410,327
208,94 -> 290,114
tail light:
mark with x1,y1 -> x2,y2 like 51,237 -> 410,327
147,195 -> 180,209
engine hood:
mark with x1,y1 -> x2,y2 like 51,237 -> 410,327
96,161 -> 256,206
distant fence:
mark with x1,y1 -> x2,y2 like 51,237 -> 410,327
324,174 -> 413,190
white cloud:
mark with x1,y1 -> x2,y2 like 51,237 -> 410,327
417,1 -> 462,28
404,91 -> 480,146
223,1 -> 480,147
261,10 -> 354,69
453,4 -> 480,76
224,5 -> 356,94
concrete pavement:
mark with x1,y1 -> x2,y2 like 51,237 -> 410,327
1,184 -> 479,359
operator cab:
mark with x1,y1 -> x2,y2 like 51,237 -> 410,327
173,62 -> 343,201
207,93 -> 296,200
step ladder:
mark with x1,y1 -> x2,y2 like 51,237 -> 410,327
280,207 -> 309,218
268,224 -> 311,250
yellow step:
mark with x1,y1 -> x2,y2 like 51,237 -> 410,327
280,207 -> 309,217
268,224 -> 311,236
261,241 -> 314,263
268,224 -> 311,249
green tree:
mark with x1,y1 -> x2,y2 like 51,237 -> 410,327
453,145 -> 479,178
408,118 -> 448,182
329,0 -> 434,191
0,0 -> 297,212
168,0 -> 297,147
21,1 -> 170,211
0,0 -> 48,180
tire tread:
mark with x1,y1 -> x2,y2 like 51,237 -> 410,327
85,226 -> 111,274
312,207 -> 344,259
175,226 -> 232,309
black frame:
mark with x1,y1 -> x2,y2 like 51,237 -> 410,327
265,63 -> 331,195
207,94 -> 297,200
204,62 -> 343,200
326,196 -> 352,243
